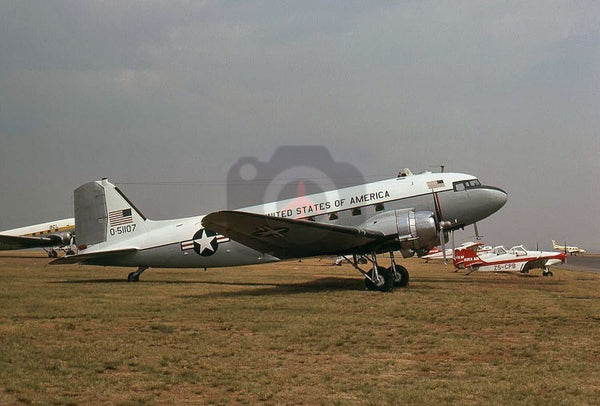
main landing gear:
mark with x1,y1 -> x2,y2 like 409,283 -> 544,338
542,268 -> 554,277
127,266 -> 148,282
342,251 -> 409,292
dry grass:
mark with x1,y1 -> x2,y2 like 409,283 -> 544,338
0,252 -> 599,405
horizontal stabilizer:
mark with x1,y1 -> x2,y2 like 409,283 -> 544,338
50,248 -> 138,265
201,210 -> 384,259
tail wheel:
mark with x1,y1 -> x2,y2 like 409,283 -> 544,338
365,266 -> 395,292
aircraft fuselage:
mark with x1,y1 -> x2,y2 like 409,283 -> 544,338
79,172 -> 507,268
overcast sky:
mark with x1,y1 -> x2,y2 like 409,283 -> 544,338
1,1 -> 598,251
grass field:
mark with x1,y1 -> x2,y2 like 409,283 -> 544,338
1,252 -> 599,405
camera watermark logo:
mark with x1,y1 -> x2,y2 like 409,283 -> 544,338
226,146 -> 365,211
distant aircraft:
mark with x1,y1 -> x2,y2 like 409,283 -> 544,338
552,240 -> 586,255
0,218 -> 76,257
454,245 -> 566,276
52,170 -> 507,291
422,241 -> 492,262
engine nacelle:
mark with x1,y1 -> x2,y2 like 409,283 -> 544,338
57,232 -> 73,246
360,208 -> 439,257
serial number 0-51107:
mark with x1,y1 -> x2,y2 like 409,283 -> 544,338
109,224 -> 136,236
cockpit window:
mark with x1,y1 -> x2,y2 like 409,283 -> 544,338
510,246 -> 527,256
453,179 -> 482,191
494,246 -> 507,255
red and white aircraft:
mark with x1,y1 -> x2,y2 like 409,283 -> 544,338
423,241 -> 491,262
453,245 -> 566,276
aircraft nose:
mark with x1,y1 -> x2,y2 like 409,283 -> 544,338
485,186 -> 508,214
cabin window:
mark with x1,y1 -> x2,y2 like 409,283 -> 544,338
375,203 -> 385,212
351,208 -> 361,216
329,213 -> 338,221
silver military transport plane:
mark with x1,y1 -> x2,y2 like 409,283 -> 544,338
52,170 -> 507,291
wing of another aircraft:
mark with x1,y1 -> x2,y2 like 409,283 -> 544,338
202,211 -> 386,259
0,234 -> 65,249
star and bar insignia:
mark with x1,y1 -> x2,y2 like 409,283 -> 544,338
180,229 -> 229,256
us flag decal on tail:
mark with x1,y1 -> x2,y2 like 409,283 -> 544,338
109,208 -> 133,227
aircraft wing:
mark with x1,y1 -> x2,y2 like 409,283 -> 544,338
202,211 -> 386,259
0,234 -> 63,249
50,248 -> 139,265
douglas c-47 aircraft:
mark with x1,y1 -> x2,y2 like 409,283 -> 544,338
52,169 -> 507,291
0,218 -> 75,257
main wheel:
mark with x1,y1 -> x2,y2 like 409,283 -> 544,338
365,267 -> 394,292
390,265 -> 409,287
127,272 -> 139,282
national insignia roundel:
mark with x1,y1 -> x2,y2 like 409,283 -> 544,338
192,229 -> 219,256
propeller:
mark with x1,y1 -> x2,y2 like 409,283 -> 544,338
440,223 -> 447,264
451,229 -> 455,260
432,190 -> 451,265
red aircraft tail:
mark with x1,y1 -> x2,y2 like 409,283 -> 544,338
453,247 -> 482,268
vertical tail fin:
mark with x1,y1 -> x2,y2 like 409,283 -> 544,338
453,247 -> 480,268
74,179 -> 148,248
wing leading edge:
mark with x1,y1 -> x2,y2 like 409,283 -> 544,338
201,211 -> 386,259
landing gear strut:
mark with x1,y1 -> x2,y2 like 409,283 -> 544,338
365,266 -> 395,292
388,251 -> 409,287
127,266 -> 148,282
341,251 -> 410,292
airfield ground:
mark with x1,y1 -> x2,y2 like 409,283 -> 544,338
0,252 -> 599,405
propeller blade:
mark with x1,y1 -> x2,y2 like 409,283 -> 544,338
440,226 -> 447,265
